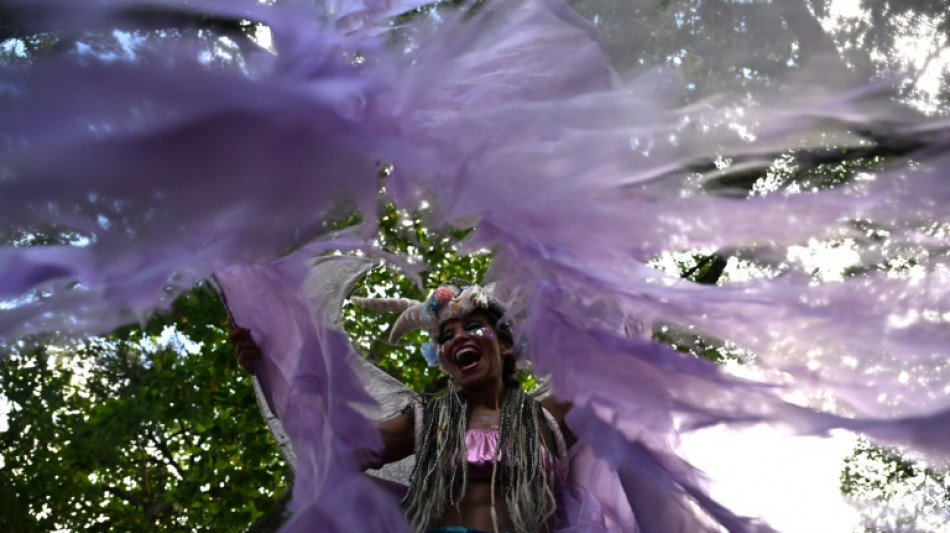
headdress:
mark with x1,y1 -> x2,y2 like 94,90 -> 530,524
351,279 -> 506,366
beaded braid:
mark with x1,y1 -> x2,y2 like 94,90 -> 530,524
494,384 -> 560,533
403,389 -> 471,531
402,383 -> 561,533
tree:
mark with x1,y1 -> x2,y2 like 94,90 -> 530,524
0,193 -> 498,531
2,0 -> 950,531
841,438 -> 950,533
0,286 -> 289,532
344,200 -> 494,393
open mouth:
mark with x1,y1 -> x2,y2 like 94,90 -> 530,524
454,345 -> 482,371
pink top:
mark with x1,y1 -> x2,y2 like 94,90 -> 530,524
464,428 -> 566,482
465,428 -> 501,478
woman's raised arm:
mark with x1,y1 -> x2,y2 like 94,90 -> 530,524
372,410 -> 415,469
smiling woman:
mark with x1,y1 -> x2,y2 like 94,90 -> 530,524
437,313 -> 506,387
352,281 -> 571,533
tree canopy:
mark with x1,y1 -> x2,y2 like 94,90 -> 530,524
0,286 -> 289,532
1,0 -> 949,531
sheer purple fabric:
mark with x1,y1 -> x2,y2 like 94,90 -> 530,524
215,249 -> 408,531
3,0 -> 950,531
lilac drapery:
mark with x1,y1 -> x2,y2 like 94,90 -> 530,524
3,0 -> 950,531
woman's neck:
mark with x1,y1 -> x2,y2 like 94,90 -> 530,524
464,377 -> 504,410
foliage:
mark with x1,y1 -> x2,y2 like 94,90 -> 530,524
2,1 -> 949,531
343,198 -> 493,394
572,0 -> 949,113
841,438 -> 950,533
0,286 -> 289,532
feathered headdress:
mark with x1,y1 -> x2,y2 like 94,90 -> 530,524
351,280 -> 503,366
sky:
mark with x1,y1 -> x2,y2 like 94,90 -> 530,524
2,0 -> 948,531
680,2 -> 950,530
824,0 -> 950,113
682,395 -> 862,532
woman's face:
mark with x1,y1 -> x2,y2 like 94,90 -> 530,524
437,311 -> 511,391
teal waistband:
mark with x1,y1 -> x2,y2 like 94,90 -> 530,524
426,526 -> 498,533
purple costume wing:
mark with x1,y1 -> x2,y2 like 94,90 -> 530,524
3,0 -> 950,531
218,254 -> 417,486
215,248 -> 413,532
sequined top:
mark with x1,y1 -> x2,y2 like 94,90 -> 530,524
411,401 -> 570,483
463,427 -> 567,482
465,428 -> 502,479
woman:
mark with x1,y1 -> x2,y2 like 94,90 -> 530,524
234,280 -> 573,533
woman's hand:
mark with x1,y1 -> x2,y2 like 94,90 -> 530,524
229,326 -> 261,374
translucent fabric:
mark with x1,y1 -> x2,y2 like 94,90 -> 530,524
3,0 -> 950,531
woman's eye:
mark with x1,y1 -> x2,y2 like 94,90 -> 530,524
438,332 -> 454,344
465,321 -> 484,332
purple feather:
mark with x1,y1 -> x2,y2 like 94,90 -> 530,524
3,0 -> 950,531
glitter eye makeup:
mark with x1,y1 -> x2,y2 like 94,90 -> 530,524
438,324 -> 495,355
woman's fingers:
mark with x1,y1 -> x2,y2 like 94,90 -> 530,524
229,326 -> 261,374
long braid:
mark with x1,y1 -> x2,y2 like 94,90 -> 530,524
403,390 -> 470,531
404,382 -> 561,533
495,383 -> 559,533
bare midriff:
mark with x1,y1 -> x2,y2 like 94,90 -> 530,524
427,477 -> 515,533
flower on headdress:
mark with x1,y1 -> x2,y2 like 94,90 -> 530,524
421,342 -> 438,366
427,286 -> 455,318
433,286 -> 454,305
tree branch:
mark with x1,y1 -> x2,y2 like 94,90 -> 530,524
775,0 -> 842,66
909,40 -> 948,90
684,254 -> 729,285
701,126 -> 933,194
0,3 -> 267,57
146,427 -> 186,480
103,484 -> 142,506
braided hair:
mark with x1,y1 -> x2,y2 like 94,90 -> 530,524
402,310 -> 561,533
